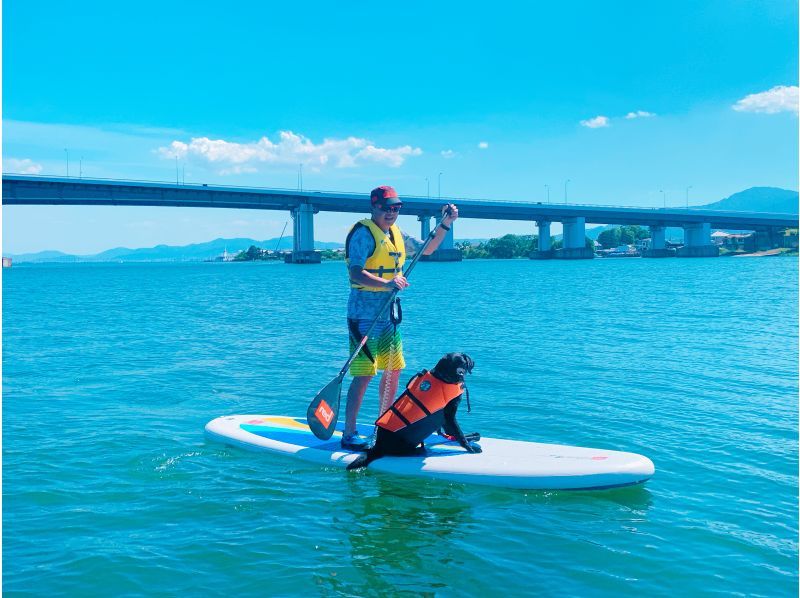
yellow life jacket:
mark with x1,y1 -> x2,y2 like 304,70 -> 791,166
375,371 -> 464,432
345,219 -> 406,292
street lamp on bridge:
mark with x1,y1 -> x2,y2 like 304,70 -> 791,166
686,186 -> 692,210
564,179 -> 570,204
545,184 -> 550,203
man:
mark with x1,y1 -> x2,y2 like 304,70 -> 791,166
341,185 -> 458,450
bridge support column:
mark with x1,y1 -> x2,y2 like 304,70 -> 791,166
422,215 -> 462,262
530,220 -> 553,259
753,228 -> 780,251
418,215 -> 431,239
285,203 -> 321,264
643,225 -> 674,258
555,216 -> 594,259
677,222 -> 718,258
436,213 -> 455,250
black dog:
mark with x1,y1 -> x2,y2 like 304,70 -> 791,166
347,352 -> 481,471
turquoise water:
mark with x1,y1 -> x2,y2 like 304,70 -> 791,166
3,258 -> 798,596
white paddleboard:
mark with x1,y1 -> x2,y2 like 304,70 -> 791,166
205,415 -> 655,490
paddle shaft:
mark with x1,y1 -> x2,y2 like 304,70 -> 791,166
337,209 -> 451,377
336,335 -> 368,381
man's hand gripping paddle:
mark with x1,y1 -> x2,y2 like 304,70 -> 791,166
306,207 -> 453,440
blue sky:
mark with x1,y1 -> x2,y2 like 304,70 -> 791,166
3,1 -> 798,254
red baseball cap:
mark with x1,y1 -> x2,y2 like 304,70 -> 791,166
370,185 -> 402,206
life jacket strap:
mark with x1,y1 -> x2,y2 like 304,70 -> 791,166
389,404 -> 412,427
404,389 -> 432,416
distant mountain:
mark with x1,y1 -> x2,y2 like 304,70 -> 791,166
697,187 -> 798,213
6,250 -> 78,263
9,237 -> 344,263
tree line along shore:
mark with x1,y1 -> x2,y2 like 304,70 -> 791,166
231,225 -> 799,261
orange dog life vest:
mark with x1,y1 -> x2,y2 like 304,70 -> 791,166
376,371 -> 464,432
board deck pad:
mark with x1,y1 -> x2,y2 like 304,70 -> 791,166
205,415 -> 655,490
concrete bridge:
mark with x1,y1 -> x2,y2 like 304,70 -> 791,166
3,174 -> 797,262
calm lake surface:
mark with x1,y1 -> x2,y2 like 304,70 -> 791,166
3,257 -> 798,596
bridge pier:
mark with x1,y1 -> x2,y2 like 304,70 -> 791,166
285,203 -> 321,264
421,214 -> 462,262
555,216 -> 594,259
643,225 -> 674,257
530,220 -> 553,259
677,222 -> 719,258
418,215 -> 431,238
753,228 -> 781,251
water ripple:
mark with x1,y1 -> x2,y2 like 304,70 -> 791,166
3,259 -> 797,596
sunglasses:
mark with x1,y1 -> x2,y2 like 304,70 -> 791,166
378,204 -> 402,213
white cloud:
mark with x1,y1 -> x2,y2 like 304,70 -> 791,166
580,115 -> 610,128
625,110 -> 656,119
219,165 -> 258,175
355,143 -> 421,167
441,149 -> 456,159
478,141 -> 489,149
3,157 -> 43,174
157,131 -> 422,174
733,85 -> 799,114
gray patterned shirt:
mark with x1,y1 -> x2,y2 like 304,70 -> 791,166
346,224 -> 423,321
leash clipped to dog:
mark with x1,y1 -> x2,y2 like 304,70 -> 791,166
306,207 -> 453,440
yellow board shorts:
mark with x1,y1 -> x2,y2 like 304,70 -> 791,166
348,318 -> 405,377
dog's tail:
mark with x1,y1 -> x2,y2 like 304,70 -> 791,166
346,448 -> 382,471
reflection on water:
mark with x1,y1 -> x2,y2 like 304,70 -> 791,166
314,475 -> 473,596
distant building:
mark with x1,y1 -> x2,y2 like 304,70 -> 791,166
710,231 -> 729,245
213,247 -> 238,262
724,234 -> 751,250
711,231 -> 755,250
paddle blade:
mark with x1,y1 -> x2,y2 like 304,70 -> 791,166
307,375 -> 343,440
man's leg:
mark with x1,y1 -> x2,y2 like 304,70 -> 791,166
344,375 -> 372,436
375,320 -> 405,417
378,369 -> 402,416
345,316 -> 378,439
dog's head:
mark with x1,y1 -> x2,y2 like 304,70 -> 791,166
431,352 -> 474,384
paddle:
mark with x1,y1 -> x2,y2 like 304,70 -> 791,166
306,208 -> 452,440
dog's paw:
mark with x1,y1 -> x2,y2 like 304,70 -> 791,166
466,441 -> 482,454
